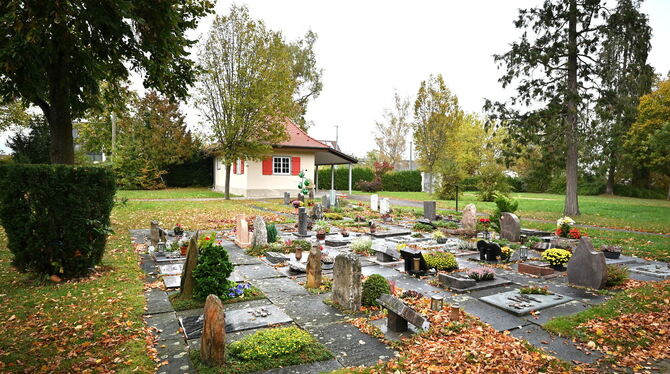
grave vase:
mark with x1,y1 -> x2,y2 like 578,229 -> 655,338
550,264 -> 566,271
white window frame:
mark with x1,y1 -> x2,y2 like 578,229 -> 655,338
216,158 -> 221,170
272,156 -> 291,175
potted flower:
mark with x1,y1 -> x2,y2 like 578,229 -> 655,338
500,246 -> 514,262
478,218 -> 491,239
340,227 -> 349,237
541,248 -> 572,270
180,240 -> 189,256
601,245 -> 622,259
173,224 -> 184,236
292,200 -> 304,213
369,221 -> 377,234
314,220 -> 330,240
432,230 -> 447,244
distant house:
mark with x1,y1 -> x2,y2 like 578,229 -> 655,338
213,120 -> 358,198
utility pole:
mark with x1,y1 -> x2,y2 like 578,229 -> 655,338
409,141 -> 413,170
335,125 -> 339,146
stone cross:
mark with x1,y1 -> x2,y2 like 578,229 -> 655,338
423,201 -> 437,221
500,212 -> 521,242
283,192 -> 291,205
306,241 -> 322,289
180,232 -> 199,299
379,198 -> 391,215
332,252 -> 362,311
461,204 -> 477,231
298,207 -> 308,236
234,215 -> 251,248
567,237 -> 607,289
150,220 -> 160,247
251,216 -> 268,248
322,194 -> 331,210
200,295 -> 226,366
370,194 -> 379,211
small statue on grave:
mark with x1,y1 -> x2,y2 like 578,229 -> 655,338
477,240 -> 502,262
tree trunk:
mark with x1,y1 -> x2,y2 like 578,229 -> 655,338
564,0 -> 580,216
667,183 -> 670,201
224,163 -> 231,200
605,151 -> 616,195
632,166 -> 651,189
45,44 -> 75,164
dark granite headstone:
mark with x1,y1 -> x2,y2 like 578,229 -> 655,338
322,194 -> 331,210
181,304 -> 293,339
400,248 -> 429,276
477,240 -> 502,262
423,201 -> 437,221
438,273 -> 476,289
377,294 -> 430,332
297,207 -> 308,237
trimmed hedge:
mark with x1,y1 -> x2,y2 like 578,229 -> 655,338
317,166 -> 373,190
164,154 -> 213,187
0,164 -> 116,278
381,170 -> 421,192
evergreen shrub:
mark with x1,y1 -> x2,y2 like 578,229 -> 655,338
362,274 -> 391,307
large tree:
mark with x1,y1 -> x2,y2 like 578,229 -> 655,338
486,0 -> 606,216
596,0 -> 654,194
195,5 -> 314,199
375,91 -> 412,169
0,0 -> 212,164
413,74 -> 463,193
625,78 -> 670,199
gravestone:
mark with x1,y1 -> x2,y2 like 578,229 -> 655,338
234,215 -> 251,248
283,192 -> 291,205
370,194 -> 379,211
375,241 -> 400,262
298,193 -> 305,202
306,241 -> 322,288
158,228 -> 167,243
150,220 -> 160,246
322,194 -> 331,210
308,188 -> 314,199
518,262 -> 554,276
332,252 -> 362,311
438,272 -> 512,293
181,304 -> 293,339
480,290 -> 572,316
296,207 -> 308,237
400,248 -> 429,276
200,295 -> 226,366
180,233 -> 199,299
423,201 -> 437,221
477,240 -> 502,262
251,216 -> 268,248
265,251 -> 290,264
379,198 -> 391,215
500,212 -> 521,242
629,264 -> 670,279
311,203 -> 324,221
461,204 -> 477,231
377,294 -> 430,332
567,237 -> 607,289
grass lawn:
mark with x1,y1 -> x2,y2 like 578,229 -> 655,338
354,191 -> 670,234
0,198 -> 291,372
544,280 -> 670,368
116,187 -> 226,200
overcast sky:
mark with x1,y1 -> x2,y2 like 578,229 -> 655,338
2,1 -> 669,157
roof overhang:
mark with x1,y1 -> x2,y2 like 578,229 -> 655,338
272,145 -> 358,165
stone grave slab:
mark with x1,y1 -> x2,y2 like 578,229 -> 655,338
261,358 -> 344,374
234,263 -> 283,280
455,296 -> 531,331
152,251 -> 186,263
265,251 -> 290,264
511,324 -> 600,364
629,264 -> 670,279
180,304 -> 293,340
144,287 -> 174,315
325,238 -> 350,247
439,273 -> 512,293
369,230 -> 411,238
159,263 -> 183,275
154,338 -> 193,373
361,264 -> 401,279
544,283 -> 608,305
480,290 -> 572,316
517,262 -> 555,277
305,322 -> 395,368
604,254 -> 644,266
163,275 -> 181,289
523,300 -> 590,325
253,277 -> 310,301
272,294 -> 345,328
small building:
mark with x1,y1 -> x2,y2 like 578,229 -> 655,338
213,120 -> 358,198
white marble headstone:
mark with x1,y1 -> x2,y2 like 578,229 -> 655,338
370,194 -> 379,211
379,198 -> 390,215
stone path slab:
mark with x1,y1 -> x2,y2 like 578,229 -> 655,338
144,288 -> 174,315
259,358 -> 343,374
480,290 -> 573,316
155,338 -> 192,374
454,296 -> 532,331
510,324 -> 600,364
180,304 -> 293,339
163,275 -> 181,289
234,263 -> 284,280
523,300 -> 591,325
146,312 -> 184,342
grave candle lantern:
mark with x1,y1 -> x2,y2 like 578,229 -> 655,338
430,296 -> 444,311
519,245 -> 528,261
156,242 -> 166,253
412,258 -> 421,272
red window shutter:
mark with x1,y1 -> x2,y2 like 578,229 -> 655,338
291,157 -> 301,175
240,159 -> 245,174
262,157 -> 273,175
233,161 -> 237,174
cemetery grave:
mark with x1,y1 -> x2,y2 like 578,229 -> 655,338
134,196 -> 670,373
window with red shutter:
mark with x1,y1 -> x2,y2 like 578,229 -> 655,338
233,161 -> 237,174
262,157 -> 273,175
240,159 -> 245,174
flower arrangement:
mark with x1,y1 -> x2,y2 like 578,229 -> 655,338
500,246 -> 514,262
351,237 -> 373,255
291,200 -> 304,209
479,218 -> 491,224
519,285 -> 552,295
467,267 -> 496,281
555,216 -> 580,238
226,282 -> 252,298
314,220 -> 330,233
432,230 -> 446,239
541,248 -> 572,267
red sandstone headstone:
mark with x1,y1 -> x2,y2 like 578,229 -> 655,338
518,263 -> 555,276
200,295 -> 226,366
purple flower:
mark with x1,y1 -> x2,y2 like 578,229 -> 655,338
228,292 -> 235,297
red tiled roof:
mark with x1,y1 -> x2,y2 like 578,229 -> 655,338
274,120 -> 329,149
